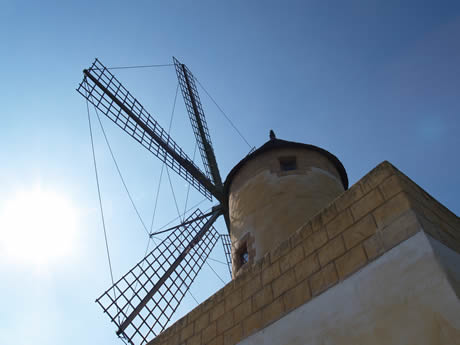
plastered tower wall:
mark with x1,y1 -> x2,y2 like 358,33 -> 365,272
227,144 -> 346,276
147,161 -> 460,345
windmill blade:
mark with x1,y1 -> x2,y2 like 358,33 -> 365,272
77,58 -> 222,201
220,234 -> 233,277
173,57 -> 223,189
96,207 -> 222,345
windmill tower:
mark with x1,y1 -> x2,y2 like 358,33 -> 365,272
78,59 -> 460,345
224,132 -> 348,277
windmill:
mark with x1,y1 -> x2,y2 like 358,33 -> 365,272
77,58 -> 235,345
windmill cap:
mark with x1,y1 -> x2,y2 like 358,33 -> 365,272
224,137 -> 348,195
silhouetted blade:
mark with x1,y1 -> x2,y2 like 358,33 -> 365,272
173,57 -> 223,188
95,208 -> 220,345
77,58 -> 215,200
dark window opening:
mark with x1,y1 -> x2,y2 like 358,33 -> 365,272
237,243 -> 249,269
279,156 -> 297,171
240,251 -> 249,265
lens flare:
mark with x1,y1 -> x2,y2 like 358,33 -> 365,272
0,186 -> 79,270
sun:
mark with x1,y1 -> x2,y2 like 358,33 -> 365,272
0,186 -> 79,270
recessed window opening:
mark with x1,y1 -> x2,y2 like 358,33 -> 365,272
237,242 -> 249,269
279,156 -> 297,171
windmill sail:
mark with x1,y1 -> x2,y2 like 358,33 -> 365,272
220,234 -> 233,277
174,57 -> 223,189
77,58 -> 219,201
96,208 -> 221,345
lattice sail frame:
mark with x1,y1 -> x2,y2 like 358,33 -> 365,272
220,234 -> 233,277
173,57 -> 221,186
96,209 -> 220,345
77,58 -> 212,200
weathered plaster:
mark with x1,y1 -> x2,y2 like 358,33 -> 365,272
238,232 -> 460,345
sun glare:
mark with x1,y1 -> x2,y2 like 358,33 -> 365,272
0,186 -> 79,270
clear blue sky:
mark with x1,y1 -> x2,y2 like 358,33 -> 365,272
1,1 -> 459,344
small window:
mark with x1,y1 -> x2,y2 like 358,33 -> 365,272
279,156 -> 297,171
237,242 -> 249,269
240,250 -> 249,265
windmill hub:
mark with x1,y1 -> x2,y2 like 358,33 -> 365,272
224,137 -> 348,278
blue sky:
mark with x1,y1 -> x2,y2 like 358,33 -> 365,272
1,1 -> 459,344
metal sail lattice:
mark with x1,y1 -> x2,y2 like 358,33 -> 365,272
220,234 -> 233,277
173,57 -> 219,185
96,209 -> 220,345
77,59 -> 212,200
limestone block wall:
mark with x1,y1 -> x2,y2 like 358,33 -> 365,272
239,231 -> 460,345
147,161 -> 459,345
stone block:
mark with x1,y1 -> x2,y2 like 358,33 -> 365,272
350,189 -> 384,221
321,202 -> 338,224
360,161 -> 395,194
252,285 -> 273,311
201,297 -> 216,314
363,232 -> 385,260
271,239 -> 291,262
372,192 -> 412,229
225,288 -> 242,312
194,311 -> 209,333
279,244 -> 304,273
187,333 -> 201,345
335,245 -> 367,279
208,335 -> 223,345
166,333 -> 180,345
243,310 -> 263,336
290,229 -> 304,248
272,268 -> 296,298
223,324 -> 243,345
335,183 -> 364,212
262,297 -> 285,326
233,298 -> 252,323
177,315 -> 189,329
252,252 -> 270,276
210,301 -> 225,322
309,263 -> 338,296
310,214 -> 324,232
303,230 -> 328,256
283,279 -> 311,312
343,214 -> 377,249
187,305 -> 204,324
381,209 -> 420,250
232,270 -> 249,290
378,174 -> 406,200
295,253 -> 320,281
242,274 -> 262,300
202,322 -> 217,344
180,322 -> 194,343
326,209 -> 354,239
216,311 -> 234,334
318,236 -> 346,267
295,222 -> 313,241
261,260 -> 281,286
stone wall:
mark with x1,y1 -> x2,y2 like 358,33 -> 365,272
147,161 -> 459,345
239,231 -> 460,345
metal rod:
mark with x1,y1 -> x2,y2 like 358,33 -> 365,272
149,209 -> 214,236
116,206 -> 223,335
